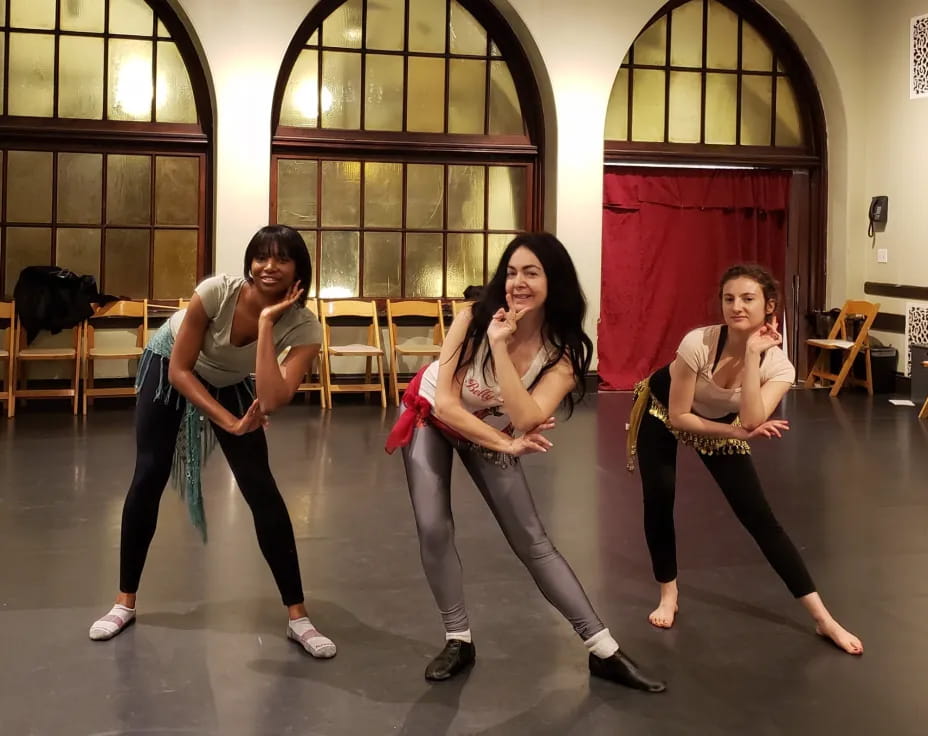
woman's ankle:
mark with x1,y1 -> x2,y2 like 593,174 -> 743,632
116,592 -> 136,609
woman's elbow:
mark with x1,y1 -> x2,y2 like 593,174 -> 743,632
512,413 -> 546,434
667,412 -> 687,430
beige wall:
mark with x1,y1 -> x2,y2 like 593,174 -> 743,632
172,0 -> 882,368
855,1 -> 928,366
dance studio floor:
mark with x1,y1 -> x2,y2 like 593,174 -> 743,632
1,388 -> 925,735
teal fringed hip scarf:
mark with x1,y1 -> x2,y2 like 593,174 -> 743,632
136,322 -> 255,542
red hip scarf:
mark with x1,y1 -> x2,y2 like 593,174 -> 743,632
385,365 -> 464,453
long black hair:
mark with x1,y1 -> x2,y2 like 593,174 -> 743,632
452,232 -> 593,417
243,225 -> 312,306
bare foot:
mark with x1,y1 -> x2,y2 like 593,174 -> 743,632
815,619 -> 863,655
648,595 -> 679,628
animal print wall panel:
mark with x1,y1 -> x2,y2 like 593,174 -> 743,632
912,14 -> 928,99
905,302 -> 928,375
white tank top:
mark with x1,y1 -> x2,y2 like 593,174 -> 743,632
418,339 -> 550,432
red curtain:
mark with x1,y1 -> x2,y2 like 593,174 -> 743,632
598,168 -> 790,390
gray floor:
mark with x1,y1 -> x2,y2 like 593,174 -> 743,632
1,389 -> 926,735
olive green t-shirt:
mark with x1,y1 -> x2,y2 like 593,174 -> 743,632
168,274 -> 321,387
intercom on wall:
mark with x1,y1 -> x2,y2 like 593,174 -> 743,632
868,195 -> 888,237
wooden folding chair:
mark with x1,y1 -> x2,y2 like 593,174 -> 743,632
320,299 -> 387,407
12,317 -> 83,416
803,300 -> 879,397
83,300 -> 148,414
0,301 -> 14,418
450,300 -> 474,319
386,299 -> 446,406
292,298 -> 328,408
919,362 -> 928,420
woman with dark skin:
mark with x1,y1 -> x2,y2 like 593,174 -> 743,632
89,225 -> 336,658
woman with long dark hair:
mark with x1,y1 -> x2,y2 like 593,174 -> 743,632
386,233 -> 666,691
627,264 -> 862,654
89,225 -> 336,659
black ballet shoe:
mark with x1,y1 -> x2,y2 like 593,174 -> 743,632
589,650 -> 667,693
424,640 -> 476,681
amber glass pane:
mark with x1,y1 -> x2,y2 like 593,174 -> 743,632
704,73 -> 737,144
363,232 -> 401,297
108,39 -> 153,121
58,37 -> 104,119
633,16 -> 666,66
8,33 -> 54,117
604,68 -> 629,141
109,0 -> 153,36
487,166 -> 525,231
60,0 -> 105,33
409,0 -> 446,54
449,59 -> 486,134
7,151 -> 53,223
670,1 -> 703,68
405,233 -> 442,297
277,159 -> 318,228
308,30 -> 319,46
280,50 -> 319,127
58,153 -> 103,225
322,51 -> 361,129
450,2 -> 486,55
407,164 -> 444,229
669,71 -> 702,143
155,157 -> 199,226
56,228 -> 101,282
322,0 -> 362,49
0,36 -> 5,107
156,42 -> 197,124
740,74 -> 772,145
706,0 -> 738,69
364,162 -> 402,228
448,165 -> 484,230
775,77 -> 803,146
487,233 -> 513,273
297,231 -> 318,297
105,229 -> 149,298
5,228 -> 51,296
319,231 -> 359,298
321,160 -> 361,228
742,23 -> 773,72
153,230 -> 197,299
407,57 -> 445,133
107,155 -> 152,226
489,61 -> 523,135
446,233 -> 483,298
490,41 -> 501,57
631,69 -> 665,142
10,0 -> 54,29
364,54 -> 403,132
367,0 -> 404,51
158,20 -> 170,38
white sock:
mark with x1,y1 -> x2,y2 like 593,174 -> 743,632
445,629 -> 472,644
89,603 -> 136,641
288,617 -> 336,658
584,628 -> 619,659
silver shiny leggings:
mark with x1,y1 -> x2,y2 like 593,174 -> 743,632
401,421 -> 605,641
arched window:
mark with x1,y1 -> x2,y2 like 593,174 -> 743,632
271,0 -> 542,299
603,0 -> 827,326
0,0 -> 212,300
605,0 -> 819,156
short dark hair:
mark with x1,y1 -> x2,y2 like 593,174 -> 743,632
243,225 -> 312,305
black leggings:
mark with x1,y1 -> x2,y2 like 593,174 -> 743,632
638,411 -> 815,598
119,356 -> 304,606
